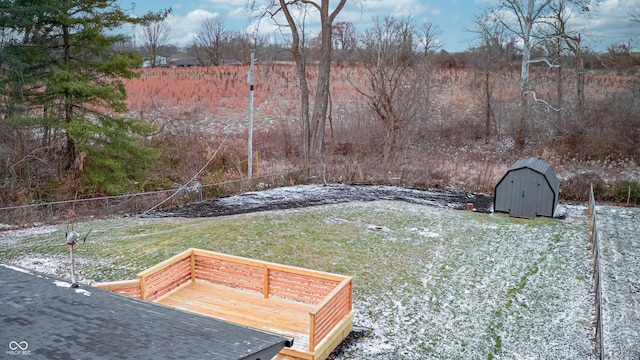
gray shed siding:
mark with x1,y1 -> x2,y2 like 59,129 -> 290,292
494,158 -> 559,218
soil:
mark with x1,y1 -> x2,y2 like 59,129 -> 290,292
142,183 -> 495,218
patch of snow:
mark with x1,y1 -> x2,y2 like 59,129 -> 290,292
11,254 -> 104,284
0,263 -> 33,274
563,204 -> 588,221
554,204 -> 568,218
366,225 -> 389,232
13,255 -> 73,278
145,184 -> 494,218
324,218 -> 349,224
75,289 -> 91,296
408,227 -> 439,238
53,280 -> 71,288
0,225 -> 58,246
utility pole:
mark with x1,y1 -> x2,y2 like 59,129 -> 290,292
247,49 -> 255,179
131,1 -> 137,49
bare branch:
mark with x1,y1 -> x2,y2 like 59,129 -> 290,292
523,90 -> 561,112
526,57 -> 560,68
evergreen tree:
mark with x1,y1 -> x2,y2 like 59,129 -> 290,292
0,0 -> 169,195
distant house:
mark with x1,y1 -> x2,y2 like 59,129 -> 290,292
170,58 -> 199,68
142,55 -> 167,68
494,157 -> 560,218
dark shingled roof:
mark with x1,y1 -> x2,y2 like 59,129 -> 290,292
0,264 -> 292,360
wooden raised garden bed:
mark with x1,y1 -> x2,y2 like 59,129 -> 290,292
95,248 -> 353,360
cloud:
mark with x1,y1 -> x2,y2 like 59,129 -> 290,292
204,0 -> 246,8
569,0 -> 639,49
164,9 -> 220,46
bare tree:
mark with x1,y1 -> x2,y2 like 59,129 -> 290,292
227,31 -> 267,65
140,16 -> 171,68
332,21 -> 357,64
606,40 -> 636,75
493,0 -> 588,148
354,17 -> 436,163
544,0 -> 589,129
193,16 -> 228,66
469,11 -> 510,141
254,0 -> 348,161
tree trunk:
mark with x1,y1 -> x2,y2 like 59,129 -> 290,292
556,57 -> 564,128
484,70 -> 492,140
62,19 -> 75,169
279,0 -> 310,160
516,0 -> 535,150
517,46 -> 531,149
292,40 -> 310,161
383,124 -> 396,164
309,6 -> 332,160
576,35 -> 584,123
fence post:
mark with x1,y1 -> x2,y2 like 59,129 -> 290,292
190,250 -> 196,282
309,313 -> 316,352
139,275 -> 147,300
589,183 -> 604,360
263,265 -> 270,299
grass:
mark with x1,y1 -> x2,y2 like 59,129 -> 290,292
596,205 -> 640,358
0,201 -> 595,358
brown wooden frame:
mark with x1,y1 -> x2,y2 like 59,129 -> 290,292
95,248 -> 353,360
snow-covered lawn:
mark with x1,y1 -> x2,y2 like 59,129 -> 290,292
597,206 -> 640,359
329,203 -> 593,359
0,201 -> 614,358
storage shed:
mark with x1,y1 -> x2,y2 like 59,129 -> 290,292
494,157 -> 559,218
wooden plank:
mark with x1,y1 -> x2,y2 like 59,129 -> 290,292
157,281 -> 314,350
146,273 -> 192,301
309,313 -> 316,352
312,312 -> 354,360
137,248 -> 193,278
194,257 -> 264,290
309,278 -> 352,347
93,280 -> 143,299
195,264 -> 262,283
269,274 -> 337,292
94,279 -> 139,291
264,265 -> 270,298
192,248 -> 348,282
190,251 -> 196,282
310,278 -> 352,315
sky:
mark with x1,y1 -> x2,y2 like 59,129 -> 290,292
119,0 -> 640,53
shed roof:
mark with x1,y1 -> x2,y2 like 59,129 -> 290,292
0,264 -> 292,360
508,157 -> 560,191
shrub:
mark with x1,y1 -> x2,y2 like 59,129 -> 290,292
608,180 -> 640,204
561,172 -> 606,202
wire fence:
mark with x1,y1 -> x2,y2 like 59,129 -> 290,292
0,169 -> 309,226
589,183 -> 604,360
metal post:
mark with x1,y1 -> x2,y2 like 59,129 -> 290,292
66,231 -> 79,288
247,49 -> 255,179
69,244 -> 78,288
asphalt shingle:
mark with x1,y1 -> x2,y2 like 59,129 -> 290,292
0,264 -> 291,360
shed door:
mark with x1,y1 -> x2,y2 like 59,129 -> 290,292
509,179 -> 538,218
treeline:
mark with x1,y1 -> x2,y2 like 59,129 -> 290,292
1,1 -> 639,210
